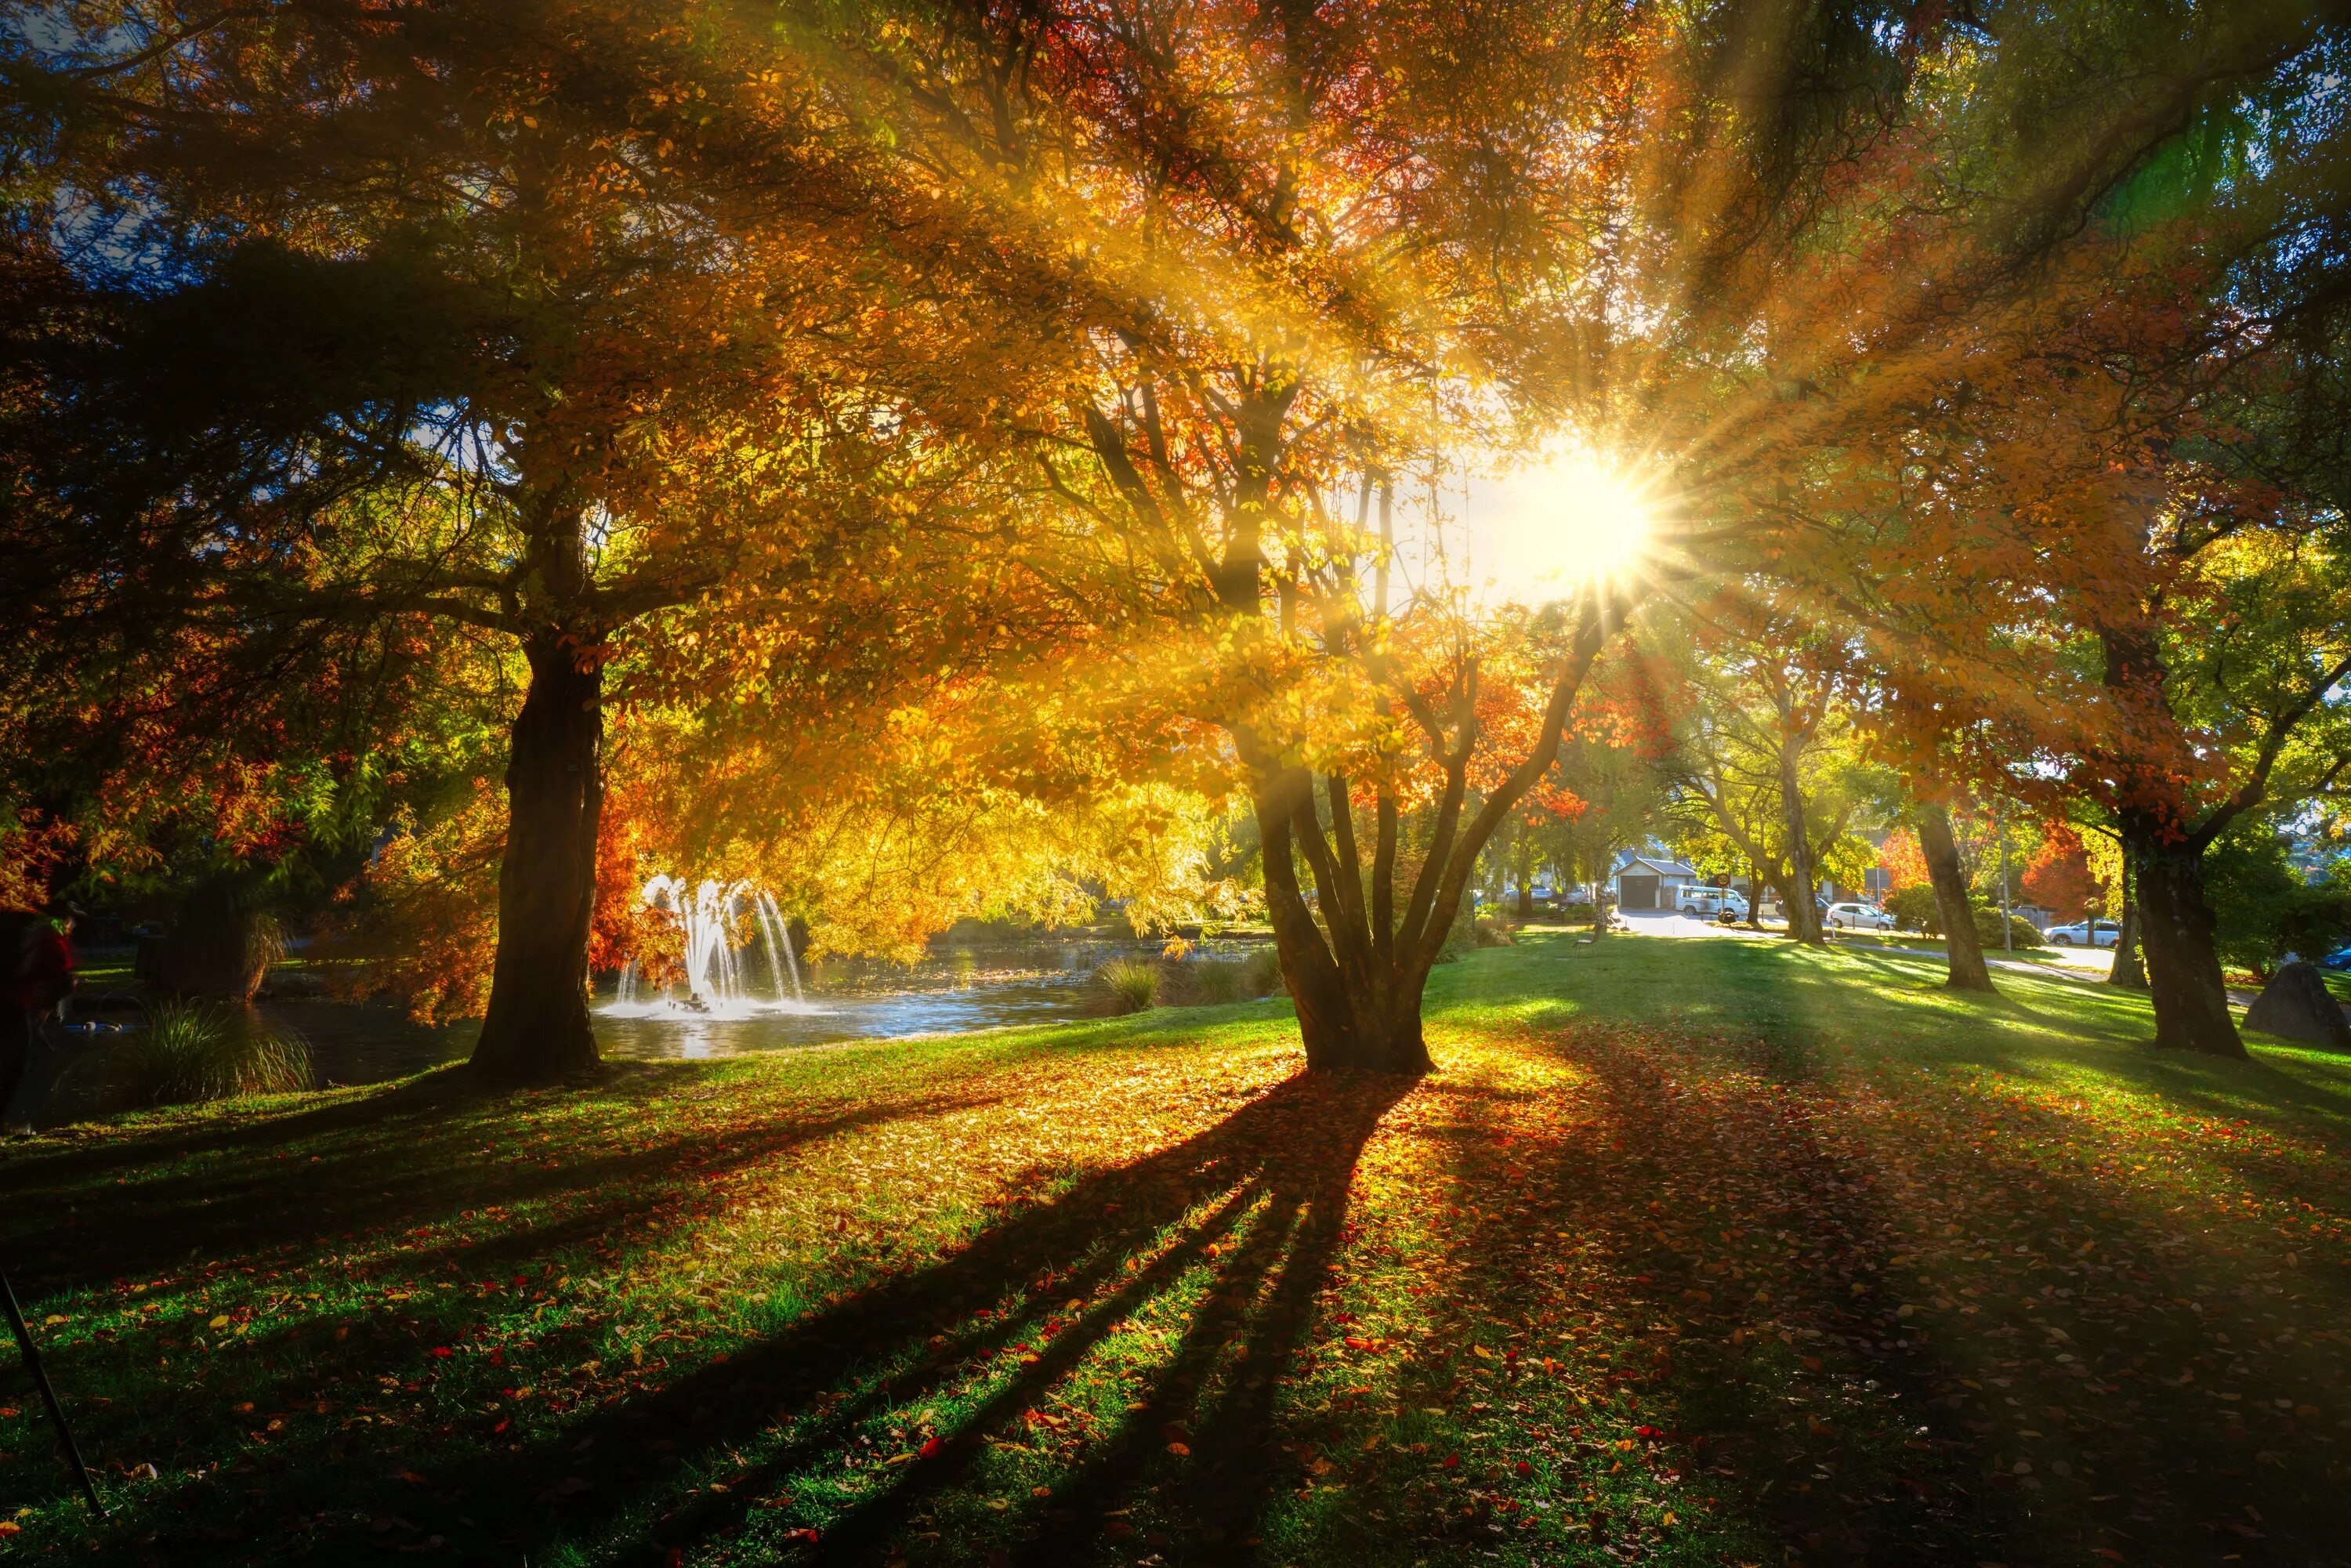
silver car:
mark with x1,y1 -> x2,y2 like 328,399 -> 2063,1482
1825,901 -> 1893,930
2043,918 -> 2121,948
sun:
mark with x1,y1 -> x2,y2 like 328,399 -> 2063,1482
1472,447 -> 1658,598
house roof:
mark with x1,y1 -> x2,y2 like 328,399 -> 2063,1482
1615,855 -> 1697,878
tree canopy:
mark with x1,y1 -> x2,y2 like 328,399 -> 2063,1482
5,0 -> 2349,1074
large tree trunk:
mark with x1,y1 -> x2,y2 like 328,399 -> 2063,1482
473,629 -> 605,1084
1242,598 -> 1611,1075
1513,831 -> 1535,920
2107,866 -> 2147,990
1918,802 -> 1995,993
1254,782 -> 1433,1075
2128,831 -> 2244,1058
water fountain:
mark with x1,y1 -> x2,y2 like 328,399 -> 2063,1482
613,876 -> 811,1018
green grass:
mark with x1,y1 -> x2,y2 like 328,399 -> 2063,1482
4,935 -> 2350,1566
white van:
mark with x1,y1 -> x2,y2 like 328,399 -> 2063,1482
1678,886 -> 1749,919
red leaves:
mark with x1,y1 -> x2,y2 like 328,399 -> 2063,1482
918,1436 -> 941,1458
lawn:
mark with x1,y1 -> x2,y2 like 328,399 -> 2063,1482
5,934 -> 2351,1566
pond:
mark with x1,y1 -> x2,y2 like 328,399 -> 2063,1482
55,932 -> 1267,1092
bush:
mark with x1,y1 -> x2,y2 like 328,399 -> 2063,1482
1090,958 -> 1161,1015
158,879 -> 288,1001
2207,827 -> 2351,976
1473,914 -> 1518,947
1172,958 -> 1247,1005
1886,885 -> 1941,934
1972,907 -> 2045,950
1153,948 -> 1289,1006
89,1001 -> 312,1106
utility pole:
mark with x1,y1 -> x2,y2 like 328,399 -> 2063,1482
1997,798 -> 2013,953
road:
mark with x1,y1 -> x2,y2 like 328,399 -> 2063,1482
1610,908 -> 2121,984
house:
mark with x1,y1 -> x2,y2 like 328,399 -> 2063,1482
1610,853 -> 1701,911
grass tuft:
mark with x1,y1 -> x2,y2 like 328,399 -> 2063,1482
83,999 -> 313,1106
1089,956 -> 1162,1014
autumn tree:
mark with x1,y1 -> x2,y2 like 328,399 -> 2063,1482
1,1 -> 1083,1079
1658,623 -> 1886,945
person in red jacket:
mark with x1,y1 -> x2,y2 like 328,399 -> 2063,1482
2,902 -> 75,1135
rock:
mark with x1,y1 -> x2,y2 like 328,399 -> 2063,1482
2242,961 -> 2351,1048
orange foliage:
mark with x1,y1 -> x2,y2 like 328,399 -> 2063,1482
2023,824 -> 2103,923
1878,830 -> 1929,894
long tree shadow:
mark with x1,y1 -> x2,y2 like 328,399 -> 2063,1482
1459,1020 -> 2351,1566
0,1066 -> 1009,1299
224,1069 -> 1416,1568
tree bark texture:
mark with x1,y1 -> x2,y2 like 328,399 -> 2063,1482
1255,778 -> 1432,1074
2096,627 -> 2244,1055
2126,830 -> 2245,1058
473,629 -> 605,1084
1917,802 -> 1995,993
2107,867 -> 2148,990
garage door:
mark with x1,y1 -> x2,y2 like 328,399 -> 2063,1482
1619,875 -> 1659,910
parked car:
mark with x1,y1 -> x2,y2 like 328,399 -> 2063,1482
2042,918 -> 2121,948
1678,886 -> 1749,919
2318,946 -> 2351,972
1825,901 -> 1893,930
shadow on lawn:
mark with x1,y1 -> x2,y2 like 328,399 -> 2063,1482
1469,1019 -> 2351,1566
0,1063 -> 1006,1301
221,1070 -> 1410,1567
1379,1023 -> 2028,1566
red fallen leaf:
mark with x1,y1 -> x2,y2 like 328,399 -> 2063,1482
429,1347 -> 453,1359
0,1523 -> 20,1537
918,1436 -> 941,1458
783,1527 -> 820,1544
1515,1460 -> 1534,1476
1344,1336 -> 1373,1350
1440,1454 -> 1461,1470
1635,1426 -> 1662,1439
396,1469 -> 429,1484
492,1419 -> 509,1435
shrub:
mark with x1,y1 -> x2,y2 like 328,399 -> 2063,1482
1473,914 -> 1519,947
1241,946 -> 1285,998
1173,958 -> 1247,1005
1972,907 -> 2045,950
158,878 -> 288,1001
91,1001 -> 313,1107
2206,827 -> 2351,976
1886,885 -> 1941,934
1090,958 -> 1161,1015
